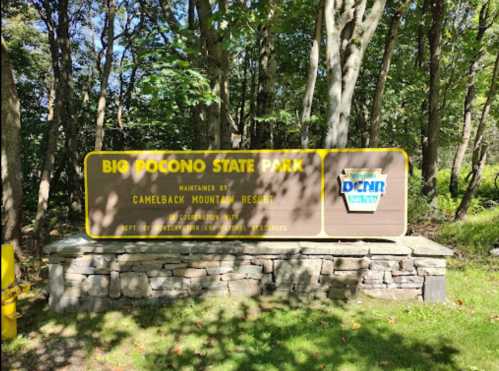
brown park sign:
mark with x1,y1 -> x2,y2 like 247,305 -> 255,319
84,149 -> 408,239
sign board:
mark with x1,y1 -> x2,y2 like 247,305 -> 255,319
84,149 -> 407,239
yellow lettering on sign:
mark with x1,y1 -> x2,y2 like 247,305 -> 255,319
131,194 -> 185,204
241,195 -> 274,204
134,159 -> 206,174
260,159 -> 303,172
102,159 -> 129,174
212,159 -> 255,173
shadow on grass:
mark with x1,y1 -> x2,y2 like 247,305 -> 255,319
2,288 -> 460,371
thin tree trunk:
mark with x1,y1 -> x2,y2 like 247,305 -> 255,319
31,1 -> 65,249
239,49 -> 249,136
416,0 -> 429,68
471,52 -> 499,166
221,67 -> 238,149
369,0 -> 410,147
449,0 -> 491,197
301,0 -> 324,149
422,0 -> 444,200
455,143 -> 487,220
449,60 -> 479,196
33,80 -> 58,254
95,0 -> 116,150
248,50 -> 258,149
232,48 -> 250,148
188,0 -> 195,27
218,0 -> 238,149
116,46 -> 126,149
1,38 -> 24,260
57,0 -> 82,217
354,99 -> 370,147
196,0 -> 223,149
254,0 -> 276,149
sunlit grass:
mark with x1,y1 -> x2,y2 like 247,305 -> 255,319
437,207 -> 499,256
3,264 -> 499,371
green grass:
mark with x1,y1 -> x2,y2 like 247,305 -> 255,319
3,264 -> 499,371
437,207 -> 499,256
408,165 -> 498,256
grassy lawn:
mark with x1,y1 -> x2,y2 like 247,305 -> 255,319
2,262 -> 498,371
437,207 -> 499,256
408,165 -> 498,258
3,166 -> 497,370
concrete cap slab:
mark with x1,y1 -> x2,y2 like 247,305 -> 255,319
395,236 -> 454,256
299,241 -> 369,256
369,242 -> 411,255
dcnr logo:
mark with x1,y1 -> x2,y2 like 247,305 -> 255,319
339,168 -> 387,212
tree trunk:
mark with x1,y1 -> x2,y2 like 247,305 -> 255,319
188,0 -> 195,28
236,48 -> 250,148
301,0 -> 324,149
31,1 -> 64,249
248,49 -> 258,149
324,0 -> 387,148
455,143 -> 487,220
33,80 -> 58,254
1,38 -> 24,259
324,0 -> 342,148
254,0 -> 276,149
57,0 -> 82,217
369,0 -> 410,147
471,52 -> 499,166
456,52 -> 499,219
95,0 -> 116,151
221,68 -> 238,149
449,61 -> 478,196
422,0 -> 444,200
196,0 -> 224,149
415,0 -> 429,68
449,0 -> 491,197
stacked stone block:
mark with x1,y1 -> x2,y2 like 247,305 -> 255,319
45,236 -> 453,312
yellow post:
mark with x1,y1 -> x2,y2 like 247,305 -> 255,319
2,243 -> 17,340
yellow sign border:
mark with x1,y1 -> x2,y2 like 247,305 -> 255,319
84,148 -> 408,239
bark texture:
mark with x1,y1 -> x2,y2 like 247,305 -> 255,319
58,0 -> 83,216
33,80 -> 57,252
449,0 -> 492,197
253,0 -> 276,149
369,0 -> 411,147
95,0 -> 116,150
471,52 -> 498,166
1,38 -> 24,258
196,0 -> 237,149
455,144 -> 487,220
422,0 -> 444,200
324,0 -> 387,148
455,52 -> 499,219
301,0 -> 324,149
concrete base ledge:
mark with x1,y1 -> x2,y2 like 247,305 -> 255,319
45,235 -> 453,312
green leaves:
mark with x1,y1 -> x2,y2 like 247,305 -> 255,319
136,58 -> 215,122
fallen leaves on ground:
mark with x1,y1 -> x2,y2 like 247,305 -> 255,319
171,345 -> 182,356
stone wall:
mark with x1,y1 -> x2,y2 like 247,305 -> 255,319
44,236 -> 453,312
